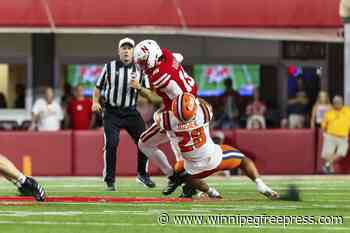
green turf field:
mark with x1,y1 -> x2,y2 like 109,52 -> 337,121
0,176 -> 349,233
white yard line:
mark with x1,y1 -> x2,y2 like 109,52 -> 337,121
1,175 -> 349,182
0,220 -> 347,230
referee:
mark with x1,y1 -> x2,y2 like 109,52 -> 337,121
92,37 -> 156,191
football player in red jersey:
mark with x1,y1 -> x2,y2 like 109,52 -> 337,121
132,40 -> 199,195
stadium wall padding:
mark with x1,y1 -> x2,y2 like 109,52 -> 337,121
0,129 -> 349,176
234,129 -> 316,174
72,130 -> 164,176
0,131 -> 72,176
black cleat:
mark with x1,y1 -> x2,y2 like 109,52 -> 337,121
162,172 -> 186,195
17,186 -> 32,196
136,174 -> 156,188
179,183 -> 197,198
106,182 -> 116,191
322,164 -> 333,174
21,177 -> 46,202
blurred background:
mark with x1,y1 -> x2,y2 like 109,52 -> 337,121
0,0 -> 348,176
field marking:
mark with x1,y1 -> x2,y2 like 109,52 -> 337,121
24,201 -> 350,211
0,209 -> 349,219
0,220 -> 348,230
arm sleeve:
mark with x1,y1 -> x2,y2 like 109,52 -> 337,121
96,64 -> 107,89
173,53 -> 184,64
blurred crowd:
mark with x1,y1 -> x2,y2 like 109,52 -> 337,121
0,77 -> 347,132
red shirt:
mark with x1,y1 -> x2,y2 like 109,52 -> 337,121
67,98 -> 93,130
145,48 -> 197,110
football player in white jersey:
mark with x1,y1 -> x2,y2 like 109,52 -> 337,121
154,93 -> 279,199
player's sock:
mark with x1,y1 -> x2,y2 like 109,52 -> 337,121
142,147 -> 173,176
255,178 -> 279,199
255,178 -> 271,193
16,174 -> 27,187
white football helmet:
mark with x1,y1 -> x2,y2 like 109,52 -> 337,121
134,40 -> 162,71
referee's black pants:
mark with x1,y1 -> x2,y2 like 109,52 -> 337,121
103,105 -> 149,184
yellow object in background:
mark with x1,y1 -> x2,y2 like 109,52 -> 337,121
322,106 -> 350,138
23,155 -> 32,176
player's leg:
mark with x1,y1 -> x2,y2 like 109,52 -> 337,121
138,123 -> 185,194
183,178 -> 221,198
0,154 -> 45,201
239,157 -> 279,199
0,156 -> 27,188
103,112 -> 121,190
218,145 -> 279,199
174,160 -> 221,198
138,123 -> 173,176
124,111 -> 155,188
0,154 -> 25,181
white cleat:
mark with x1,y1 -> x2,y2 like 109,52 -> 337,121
257,183 -> 279,200
207,187 -> 223,199
260,190 -> 280,200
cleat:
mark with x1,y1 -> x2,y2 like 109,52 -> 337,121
256,182 -> 279,200
17,186 -> 32,196
207,188 -> 223,199
21,177 -> 46,202
162,173 -> 185,195
106,182 -> 116,191
179,183 -> 197,198
136,174 -> 156,188
197,191 -> 223,199
260,190 -> 280,200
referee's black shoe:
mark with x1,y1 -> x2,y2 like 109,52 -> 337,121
20,177 -> 46,202
136,174 -> 156,188
106,182 -> 116,191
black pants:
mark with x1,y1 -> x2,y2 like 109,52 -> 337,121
103,105 -> 148,184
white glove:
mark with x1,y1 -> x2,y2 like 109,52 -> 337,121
173,53 -> 184,64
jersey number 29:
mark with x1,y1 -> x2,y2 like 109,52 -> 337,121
175,127 -> 206,152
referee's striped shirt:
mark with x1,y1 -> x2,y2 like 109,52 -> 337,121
96,60 -> 150,108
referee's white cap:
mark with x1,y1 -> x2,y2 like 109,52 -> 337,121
118,37 -> 135,48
